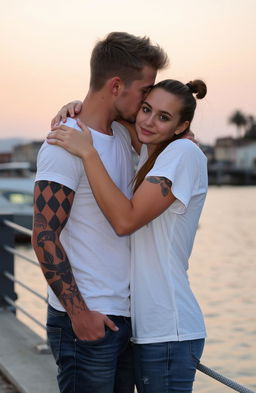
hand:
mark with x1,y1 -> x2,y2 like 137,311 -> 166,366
51,100 -> 83,128
182,130 -> 199,145
71,310 -> 119,341
47,120 -> 95,159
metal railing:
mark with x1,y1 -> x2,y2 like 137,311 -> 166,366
0,214 -> 255,393
0,215 -> 47,331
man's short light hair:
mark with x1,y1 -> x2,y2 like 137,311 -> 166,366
90,32 -> 168,91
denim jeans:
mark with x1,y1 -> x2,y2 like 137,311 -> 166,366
134,339 -> 205,393
47,304 -> 135,393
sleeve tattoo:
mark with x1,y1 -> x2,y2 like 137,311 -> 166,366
33,181 -> 85,314
146,176 -> 172,197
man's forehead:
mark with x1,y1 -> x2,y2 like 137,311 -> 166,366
142,65 -> 157,79
138,67 -> 157,86
142,84 -> 154,91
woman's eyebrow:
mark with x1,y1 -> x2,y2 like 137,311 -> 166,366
143,101 -> 173,117
160,110 -> 173,117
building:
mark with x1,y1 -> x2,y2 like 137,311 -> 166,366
235,140 -> 256,169
0,138 -> 27,164
12,141 -> 43,171
214,137 -> 237,167
200,144 -> 215,165
0,152 -> 12,163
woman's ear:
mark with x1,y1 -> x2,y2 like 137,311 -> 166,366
174,120 -> 190,135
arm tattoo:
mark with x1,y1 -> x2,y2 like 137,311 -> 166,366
146,176 -> 172,197
33,181 -> 86,314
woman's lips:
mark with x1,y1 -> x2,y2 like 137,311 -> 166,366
140,127 -> 154,136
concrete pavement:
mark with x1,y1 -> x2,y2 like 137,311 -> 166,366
0,311 -> 58,393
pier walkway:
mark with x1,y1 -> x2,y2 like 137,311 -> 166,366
0,310 -> 58,393
0,372 -> 18,393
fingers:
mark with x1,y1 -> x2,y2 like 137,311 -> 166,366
104,317 -> 119,332
51,125 -> 65,132
51,106 -> 69,129
50,100 -> 82,129
76,119 -> 89,133
51,124 -> 76,132
187,130 -> 195,138
75,102 -> 82,114
47,138 -> 66,147
51,114 -> 62,129
51,113 -> 66,129
47,130 -> 66,139
58,101 -> 82,121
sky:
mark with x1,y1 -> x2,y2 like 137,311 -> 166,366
0,0 -> 256,145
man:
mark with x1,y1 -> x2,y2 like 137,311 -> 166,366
32,32 -> 167,393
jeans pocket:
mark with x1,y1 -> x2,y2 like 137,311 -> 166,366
190,339 -> 205,362
47,326 -> 62,364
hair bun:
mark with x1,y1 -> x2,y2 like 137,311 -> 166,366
186,79 -> 207,99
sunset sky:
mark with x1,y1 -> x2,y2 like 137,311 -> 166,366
1,0 -> 255,144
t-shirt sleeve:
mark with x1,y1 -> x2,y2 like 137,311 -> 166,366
35,141 -> 83,191
147,141 -> 201,214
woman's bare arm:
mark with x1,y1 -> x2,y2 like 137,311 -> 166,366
50,101 -> 142,154
47,122 -> 176,235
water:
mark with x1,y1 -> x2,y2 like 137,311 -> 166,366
15,186 -> 256,392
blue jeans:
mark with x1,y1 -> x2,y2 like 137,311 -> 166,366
134,339 -> 205,393
47,304 -> 135,393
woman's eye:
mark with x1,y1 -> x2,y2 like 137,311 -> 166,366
159,114 -> 169,121
142,106 -> 150,113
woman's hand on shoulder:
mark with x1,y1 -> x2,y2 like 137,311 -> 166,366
47,120 -> 95,159
182,130 -> 199,146
51,100 -> 83,128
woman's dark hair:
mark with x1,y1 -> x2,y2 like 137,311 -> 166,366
133,79 -> 207,192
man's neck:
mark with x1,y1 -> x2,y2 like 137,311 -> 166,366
77,90 -> 116,135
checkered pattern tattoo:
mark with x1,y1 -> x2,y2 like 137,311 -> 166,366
34,181 -> 74,232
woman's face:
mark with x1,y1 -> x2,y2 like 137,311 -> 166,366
135,88 -> 189,146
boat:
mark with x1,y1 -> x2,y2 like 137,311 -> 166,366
0,162 -> 35,231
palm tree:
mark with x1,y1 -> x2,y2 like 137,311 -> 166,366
246,115 -> 255,129
229,110 -> 247,138
244,115 -> 256,139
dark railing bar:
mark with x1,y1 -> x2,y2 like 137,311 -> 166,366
4,296 -> 46,331
3,271 -> 47,302
3,219 -> 32,237
197,363 -> 256,393
3,245 -> 39,267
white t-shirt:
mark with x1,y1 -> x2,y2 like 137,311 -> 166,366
131,139 -> 208,343
35,118 -> 134,316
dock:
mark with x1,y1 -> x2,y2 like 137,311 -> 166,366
0,310 -> 58,393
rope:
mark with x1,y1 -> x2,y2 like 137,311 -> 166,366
197,363 -> 256,393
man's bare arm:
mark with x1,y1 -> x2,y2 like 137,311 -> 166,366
32,180 -> 118,340
32,181 -> 84,312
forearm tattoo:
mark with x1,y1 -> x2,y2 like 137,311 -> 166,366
146,176 -> 172,197
33,181 -> 85,314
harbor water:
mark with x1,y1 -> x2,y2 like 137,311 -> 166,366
15,186 -> 256,392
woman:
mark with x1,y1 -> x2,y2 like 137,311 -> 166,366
48,79 -> 208,393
